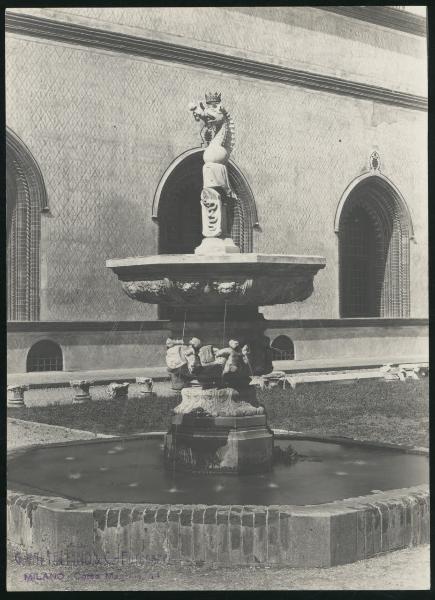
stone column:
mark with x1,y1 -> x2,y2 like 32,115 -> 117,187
70,380 -> 92,404
7,384 -> 28,408
136,377 -> 153,395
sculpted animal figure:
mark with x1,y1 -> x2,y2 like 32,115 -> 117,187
188,91 -> 235,164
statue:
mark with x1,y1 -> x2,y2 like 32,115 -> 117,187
166,336 -> 255,391
188,91 -> 235,160
189,92 -> 239,254
165,338 -> 192,390
215,339 -> 252,389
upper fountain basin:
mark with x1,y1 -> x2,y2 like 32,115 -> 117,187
107,253 -> 325,307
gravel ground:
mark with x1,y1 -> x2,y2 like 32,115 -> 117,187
7,418 -> 430,591
6,542 -> 430,591
7,418 -> 113,449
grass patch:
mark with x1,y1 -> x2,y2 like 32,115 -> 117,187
8,395 -> 179,436
262,378 -> 428,447
8,379 -> 428,447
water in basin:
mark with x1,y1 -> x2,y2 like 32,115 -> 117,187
8,437 -> 428,506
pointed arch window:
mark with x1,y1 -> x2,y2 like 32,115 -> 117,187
6,128 -> 48,321
337,175 -> 412,318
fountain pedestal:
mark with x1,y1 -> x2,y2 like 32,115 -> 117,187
107,253 -> 325,474
165,413 -> 273,474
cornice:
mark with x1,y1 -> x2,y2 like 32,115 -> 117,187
319,6 -> 426,37
5,11 -> 427,112
265,318 -> 428,329
7,318 -> 428,333
7,320 -> 170,332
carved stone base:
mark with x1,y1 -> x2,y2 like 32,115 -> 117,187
173,386 -> 264,417
164,413 -> 273,474
194,236 -> 240,255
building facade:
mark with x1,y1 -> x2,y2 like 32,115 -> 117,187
6,6 -> 428,373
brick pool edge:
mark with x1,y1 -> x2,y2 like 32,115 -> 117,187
7,484 -> 429,567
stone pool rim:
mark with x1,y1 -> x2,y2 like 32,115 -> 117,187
7,432 -> 429,568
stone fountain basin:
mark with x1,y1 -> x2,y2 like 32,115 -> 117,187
106,253 -> 326,306
7,434 -> 429,568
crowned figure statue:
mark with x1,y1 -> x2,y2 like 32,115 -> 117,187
189,92 -> 239,254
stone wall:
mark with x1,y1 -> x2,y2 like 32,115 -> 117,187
7,323 -> 170,373
5,7 -> 428,321
6,319 -> 428,374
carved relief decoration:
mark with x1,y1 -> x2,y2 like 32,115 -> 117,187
370,151 -> 381,171
120,267 -> 320,306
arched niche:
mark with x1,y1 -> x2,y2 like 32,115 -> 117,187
271,335 -> 295,361
6,128 -> 48,321
152,148 -> 259,255
336,173 -> 413,318
27,339 -> 63,372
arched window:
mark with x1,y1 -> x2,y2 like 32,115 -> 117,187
337,175 -> 412,318
27,340 -> 63,372
6,128 -> 48,321
271,335 -> 295,361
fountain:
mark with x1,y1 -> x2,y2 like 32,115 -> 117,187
7,93 -> 428,568
107,91 -> 326,474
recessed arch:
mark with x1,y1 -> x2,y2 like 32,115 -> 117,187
152,147 -> 259,248
334,171 -> 414,239
6,128 -> 48,321
336,173 -> 412,318
271,335 -> 295,361
27,339 -> 63,372
153,148 -> 259,318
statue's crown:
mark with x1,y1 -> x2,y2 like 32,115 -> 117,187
205,91 -> 221,104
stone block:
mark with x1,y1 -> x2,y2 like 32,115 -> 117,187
241,511 -> 254,564
204,522 -> 218,564
329,510 -> 358,566
286,514 -> 331,567
129,514 -> 147,557
107,382 -> 129,399
192,522 -> 205,563
278,512 -> 291,557
364,504 -> 383,557
167,510 -> 181,562
216,509 -> 230,565
148,520 -> 168,562
266,509 -> 281,564
180,524 -> 193,562
32,504 -> 94,557
229,509 -> 242,564
253,510 -> 267,564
